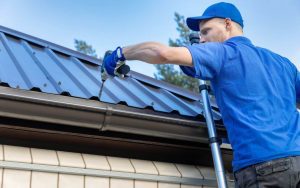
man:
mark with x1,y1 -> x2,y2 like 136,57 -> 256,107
103,2 -> 300,187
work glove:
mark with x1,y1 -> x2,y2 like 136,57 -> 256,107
102,47 -> 126,76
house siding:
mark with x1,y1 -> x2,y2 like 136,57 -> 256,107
0,144 -> 234,187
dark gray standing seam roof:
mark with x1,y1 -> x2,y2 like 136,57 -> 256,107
0,25 -> 221,120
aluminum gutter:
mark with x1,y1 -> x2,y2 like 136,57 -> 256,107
0,86 -> 227,143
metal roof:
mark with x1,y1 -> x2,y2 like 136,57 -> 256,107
0,25 -> 221,120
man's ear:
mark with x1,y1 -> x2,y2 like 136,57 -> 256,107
225,18 -> 232,30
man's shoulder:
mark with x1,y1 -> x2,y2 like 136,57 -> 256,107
255,46 -> 279,56
256,46 -> 290,61
256,46 -> 297,72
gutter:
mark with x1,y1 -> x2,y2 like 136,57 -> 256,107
0,86 -> 227,143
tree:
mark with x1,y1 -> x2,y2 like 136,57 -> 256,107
168,12 -> 191,47
154,12 -> 199,93
74,39 -> 98,58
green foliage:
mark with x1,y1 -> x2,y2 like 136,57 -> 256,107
154,64 -> 200,92
154,12 -> 199,93
168,12 -> 192,47
74,39 -> 97,58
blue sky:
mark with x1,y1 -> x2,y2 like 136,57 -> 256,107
0,0 -> 299,78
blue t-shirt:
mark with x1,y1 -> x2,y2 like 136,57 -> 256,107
180,36 -> 300,172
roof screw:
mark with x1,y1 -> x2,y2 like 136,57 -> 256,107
16,85 -> 20,89
32,52 -> 36,55
151,102 -> 155,106
43,83 -> 47,87
58,81 -> 61,85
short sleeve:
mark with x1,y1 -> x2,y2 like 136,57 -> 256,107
180,43 -> 226,80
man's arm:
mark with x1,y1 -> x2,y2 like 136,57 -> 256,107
122,42 -> 193,67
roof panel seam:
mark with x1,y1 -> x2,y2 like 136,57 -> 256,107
46,48 -> 93,98
100,86 -> 121,103
0,25 -> 100,66
20,40 -> 63,94
161,89 -> 199,115
70,57 -> 102,86
131,72 -> 201,100
0,32 -> 33,89
111,78 -> 147,107
130,78 -> 173,112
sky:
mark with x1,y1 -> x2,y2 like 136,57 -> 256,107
0,0 -> 299,78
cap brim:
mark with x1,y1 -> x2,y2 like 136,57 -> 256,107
186,15 -> 214,31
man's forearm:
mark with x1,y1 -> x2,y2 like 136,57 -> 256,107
122,42 -> 193,66
122,42 -> 169,64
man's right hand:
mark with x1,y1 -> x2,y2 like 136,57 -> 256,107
103,47 -> 126,76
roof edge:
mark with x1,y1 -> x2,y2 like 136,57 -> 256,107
0,25 -> 100,66
130,72 -> 219,107
0,86 -> 227,143
130,71 -> 201,100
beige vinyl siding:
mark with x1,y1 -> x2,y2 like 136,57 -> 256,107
0,144 -> 234,187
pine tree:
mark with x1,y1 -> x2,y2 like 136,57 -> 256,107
154,12 -> 199,93
74,39 -> 98,58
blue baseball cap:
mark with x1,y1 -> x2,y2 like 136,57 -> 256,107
186,2 -> 244,31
